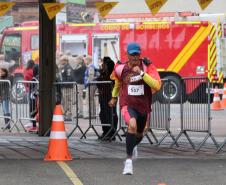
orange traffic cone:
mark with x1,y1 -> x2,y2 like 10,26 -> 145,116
211,86 -> 223,110
221,83 -> 226,108
44,104 -> 72,161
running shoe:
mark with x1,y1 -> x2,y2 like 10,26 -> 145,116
122,159 -> 133,175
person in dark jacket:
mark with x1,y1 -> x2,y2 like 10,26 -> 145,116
97,57 -> 118,140
55,64 -> 62,105
0,67 -> 11,129
73,56 -> 86,117
59,55 -> 74,121
27,64 -> 39,132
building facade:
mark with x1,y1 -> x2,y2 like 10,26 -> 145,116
11,0 -> 104,24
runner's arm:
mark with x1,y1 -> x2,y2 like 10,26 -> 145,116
142,73 -> 161,91
141,64 -> 161,91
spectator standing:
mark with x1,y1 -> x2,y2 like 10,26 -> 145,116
27,64 -> 39,132
55,64 -> 62,105
83,56 -> 99,118
97,57 -> 118,140
24,59 -> 35,81
73,56 -> 87,118
0,67 -> 11,129
56,52 -> 63,68
24,59 -> 35,129
0,54 -> 15,72
59,55 -> 74,121
65,50 -> 76,70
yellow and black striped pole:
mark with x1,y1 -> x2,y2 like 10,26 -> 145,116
216,17 -> 224,83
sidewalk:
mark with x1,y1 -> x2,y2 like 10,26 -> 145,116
1,113 -> 226,160
1,133 -> 226,160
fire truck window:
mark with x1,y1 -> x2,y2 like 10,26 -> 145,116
92,37 -> 119,64
1,34 -> 21,63
31,35 -> 39,50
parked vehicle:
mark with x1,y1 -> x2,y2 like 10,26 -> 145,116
0,20 -> 226,103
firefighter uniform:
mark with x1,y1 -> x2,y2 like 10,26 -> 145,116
60,56 -> 74,121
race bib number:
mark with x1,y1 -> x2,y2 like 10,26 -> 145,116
128,85 -> 144,96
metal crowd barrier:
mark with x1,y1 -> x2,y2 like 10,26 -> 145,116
10,80 -> 39,131
81,81 -> 121,141
148,79 -> 178,146
8,81 -> 82,137
0,80 -> 16,131
53,82 -> 84,138
1,78 -> 224,154
170,77 -> 219,151
217,135 -> 226,153
116,109 -> 153,144
113,79 -> 176,145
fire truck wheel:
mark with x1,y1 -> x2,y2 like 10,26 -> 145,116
11,76 -> 27,104
158,76 -> 183,103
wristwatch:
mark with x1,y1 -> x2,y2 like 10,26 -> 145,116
140,70 -> 145,77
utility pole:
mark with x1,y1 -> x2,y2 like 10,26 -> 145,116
39,0 -> 56,136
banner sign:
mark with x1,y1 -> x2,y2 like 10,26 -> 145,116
0,2 -> 15,16
66,3 -> 85,23
96,2 -> 118,17
197,0 -> 213,10
145,0 -> 167,16
43,3 -> 65,20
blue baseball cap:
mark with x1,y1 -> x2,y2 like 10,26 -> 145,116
127,42 -> 141,55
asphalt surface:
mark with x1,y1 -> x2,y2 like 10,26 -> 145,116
67,158 -> 226,185
1,158 -> 226,185
0,135 -> 226,185
0,105 -> 226,185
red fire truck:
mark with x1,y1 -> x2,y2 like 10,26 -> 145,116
0,20 -> 225,103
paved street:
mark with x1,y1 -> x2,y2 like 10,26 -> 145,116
0,135 -> 226,185
1,0 -> 226,184
0,106 -> 226,185
1,158 -> 226,185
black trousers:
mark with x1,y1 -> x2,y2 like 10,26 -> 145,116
29,97 -> 37,127
99,98 -> 118,137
